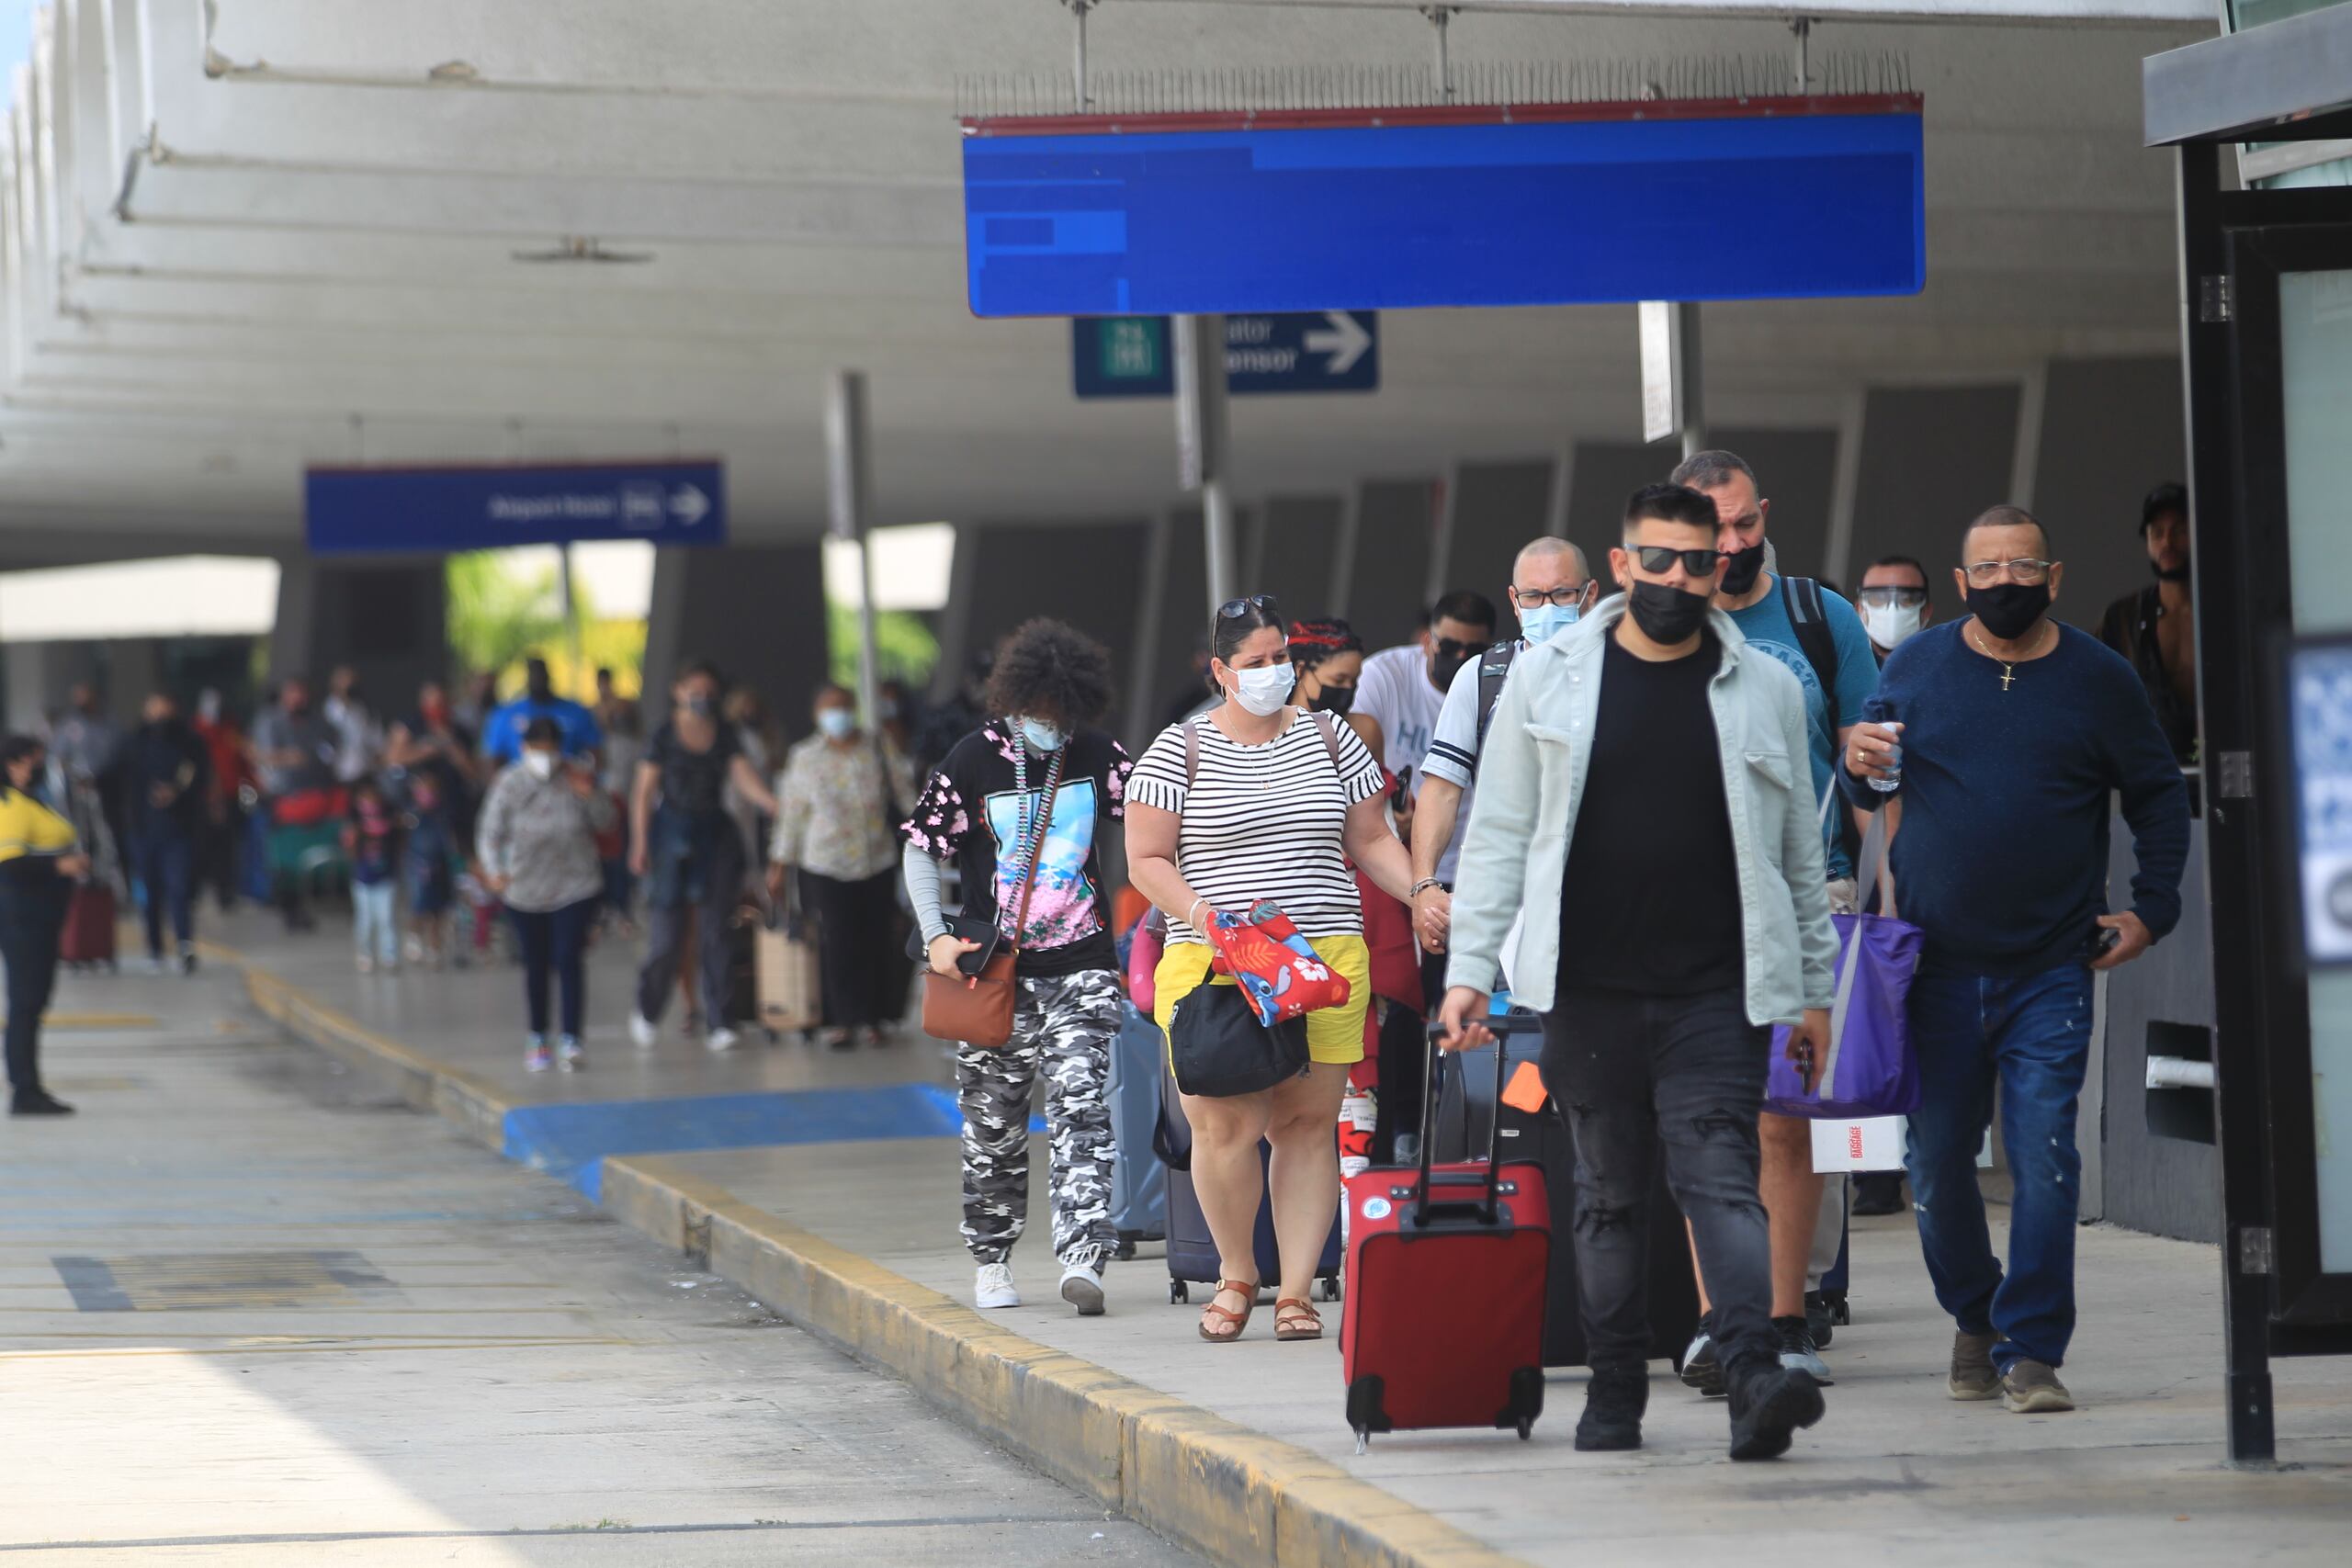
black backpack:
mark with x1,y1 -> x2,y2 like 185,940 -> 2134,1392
1469,640 -> 1521,780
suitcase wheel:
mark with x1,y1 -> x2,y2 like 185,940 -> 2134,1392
1316,1275 -> 1342,1303
1170,1280 -> 1189,1305
1516,1419 -> 1533,1441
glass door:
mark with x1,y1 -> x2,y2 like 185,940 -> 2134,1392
2229,221 -> 2352,1320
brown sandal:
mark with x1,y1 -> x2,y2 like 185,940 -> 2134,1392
1274,1298 -> 1323,1342
1198,1279 -> 1258,1343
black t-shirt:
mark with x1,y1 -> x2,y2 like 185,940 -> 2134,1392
1557,630 -> 1745,997
647,720 -> 741,817
902,721 -> 1134,978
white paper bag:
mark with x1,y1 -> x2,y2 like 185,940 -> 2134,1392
1811,1115 -> 1907,1173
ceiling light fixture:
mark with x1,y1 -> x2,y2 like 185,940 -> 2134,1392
511,236 -> 655,265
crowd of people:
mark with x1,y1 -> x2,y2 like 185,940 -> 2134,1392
889,450 -> 2196,1471
0,653 -> 933,1101
0,457 -> 2203,1467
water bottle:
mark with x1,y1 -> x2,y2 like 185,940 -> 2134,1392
1869,721 -> 1905,795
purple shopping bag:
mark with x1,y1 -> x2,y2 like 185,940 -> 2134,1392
1768,807 -> 1925,1118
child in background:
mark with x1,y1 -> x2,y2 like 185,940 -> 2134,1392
402,773 -> 457,969
344,779 -> 401,973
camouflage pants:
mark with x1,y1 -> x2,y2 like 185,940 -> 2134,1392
956,968 -> 1122,1270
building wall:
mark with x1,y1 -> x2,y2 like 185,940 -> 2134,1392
642,544 -> 830,745
2029,357 -> 2189,632
268,558 -> 450,713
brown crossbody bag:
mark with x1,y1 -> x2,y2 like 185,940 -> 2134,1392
919,741 -> 1064,1050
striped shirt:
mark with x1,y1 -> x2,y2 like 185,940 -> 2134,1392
1128,710 -> 1387,946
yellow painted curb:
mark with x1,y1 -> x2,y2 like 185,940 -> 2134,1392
604,1154 -> 1530,1568
212,939 -> 1528,1568
14,1012 -> 161,1030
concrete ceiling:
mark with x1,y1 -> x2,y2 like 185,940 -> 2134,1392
0,0 -> 2214,559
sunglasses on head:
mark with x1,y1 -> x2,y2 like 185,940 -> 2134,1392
1633,545 -> 1724,576
1215,593 -> 1280,624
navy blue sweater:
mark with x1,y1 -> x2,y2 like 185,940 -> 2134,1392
1838,621 -> 2191,976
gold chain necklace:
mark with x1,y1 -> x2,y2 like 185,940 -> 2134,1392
1969,621 -> 2052,692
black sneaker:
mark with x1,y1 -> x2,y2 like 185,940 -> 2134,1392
1728,1363 -> 1826,1461
10,1091 -> 75,1117
1774,1314 -> 1834,1384
1679,1326 -> 1726,1397
1575,1364 -> 1648,1451
1804,1289 -> 1836,1349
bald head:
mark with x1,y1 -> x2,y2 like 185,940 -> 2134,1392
1508,536 -> 1597,635
1515,536 -> 1589,581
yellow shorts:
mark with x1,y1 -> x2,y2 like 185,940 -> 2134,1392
1153,932 -> 1370,1068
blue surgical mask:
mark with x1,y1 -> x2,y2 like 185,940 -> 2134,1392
1016,716 -> 1063,753
1520,600 -> 1584,646
816,708 -> 855,740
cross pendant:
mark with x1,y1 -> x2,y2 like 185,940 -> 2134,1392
1999,666 -> 2015,691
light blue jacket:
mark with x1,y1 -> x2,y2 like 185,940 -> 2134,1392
1444,596 -> 1839,1024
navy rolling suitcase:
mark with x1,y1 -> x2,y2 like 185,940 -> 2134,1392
1155,1061 -> 1341,1303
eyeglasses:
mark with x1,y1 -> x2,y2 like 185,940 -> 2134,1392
1215,593 -> 1280,623
1962,558 -> 2054,588
1510,585 -> 1591,610
1858,586 -> 1928,608
1633,546 -> 1723,577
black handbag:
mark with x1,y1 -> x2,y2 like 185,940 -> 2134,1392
1167,977 -> 1310,1099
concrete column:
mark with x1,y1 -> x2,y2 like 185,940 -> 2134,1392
639,544 -> 829,743
1436,459 -> 1556,600
1346,479 -> 1443,653
268,557 -> 448,707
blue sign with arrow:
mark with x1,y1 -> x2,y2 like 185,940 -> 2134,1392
305,459 -> 727,556
1073,312 -> 1378,400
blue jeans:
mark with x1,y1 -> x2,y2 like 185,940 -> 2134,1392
137,831 -> 195,959
1904,961 -> 2093,1371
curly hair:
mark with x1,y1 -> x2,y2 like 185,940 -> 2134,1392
1285,617 -> 1360,675
984,617 -> 1114,730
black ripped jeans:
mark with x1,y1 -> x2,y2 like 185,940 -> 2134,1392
1542,985 -> 1776,1380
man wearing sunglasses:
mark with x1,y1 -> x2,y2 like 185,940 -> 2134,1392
1843,506 -> 2188,1417
1671,447 -> 1879,1391
1353,591 -> 1498,805
1436,483 -> 1837,1461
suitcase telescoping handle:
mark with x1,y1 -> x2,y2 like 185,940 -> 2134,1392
1419,1011 -> 1544,1228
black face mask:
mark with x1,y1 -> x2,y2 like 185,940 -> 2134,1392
1626,580 -> 1713,646
1966,582 -> 2052,640
1719,544 -> 1766,597
1309,685 -> 1356,717
1430,647 -> 1476,692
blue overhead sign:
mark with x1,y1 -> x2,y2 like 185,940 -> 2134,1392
1073,312 -> 1378,399
964,108 -> 1926,317
305,459 -> 727,556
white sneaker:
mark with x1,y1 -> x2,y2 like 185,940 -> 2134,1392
706,1026 -> 741,1054
1058,1262 -> 1106,1316
628,1013 -> 658,1049
558,1035 -> 586,1073
974,1261 -> 1020,1309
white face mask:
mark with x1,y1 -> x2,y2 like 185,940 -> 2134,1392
523,750 -> 558,780
1862,601 -> 1926,652
1227,662 -> 1295,717
816,708 -> 855,740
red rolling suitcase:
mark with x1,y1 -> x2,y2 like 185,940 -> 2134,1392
1340,1019 -> 1550,1450
59,885 -> 118,970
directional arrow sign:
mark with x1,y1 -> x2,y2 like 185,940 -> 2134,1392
306,459 -> 728,555
1073,312 -> 1379,400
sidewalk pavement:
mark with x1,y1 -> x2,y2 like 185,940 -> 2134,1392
183,906 -> 2352,1567
0,953 -> 1193,1566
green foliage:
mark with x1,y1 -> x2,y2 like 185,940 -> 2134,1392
827,602 -> 939,690
446,551 -> 564,679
